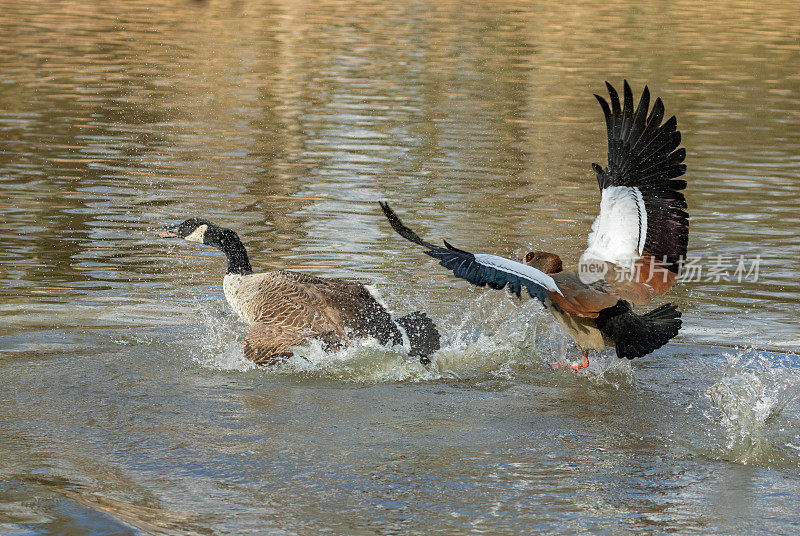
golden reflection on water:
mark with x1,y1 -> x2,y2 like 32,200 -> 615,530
1,1 -> 800,533
2,0 -> 798,346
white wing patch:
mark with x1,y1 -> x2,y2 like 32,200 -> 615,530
473,254 -> 562,295
581,185 -> 647,267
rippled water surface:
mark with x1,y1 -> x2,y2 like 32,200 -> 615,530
2,1 -> 799,534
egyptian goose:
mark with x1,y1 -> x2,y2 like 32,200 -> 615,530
160,219 -> 440,364
380,81 -> 687,370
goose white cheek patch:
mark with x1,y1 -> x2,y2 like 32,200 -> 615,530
184,224 -> 208,243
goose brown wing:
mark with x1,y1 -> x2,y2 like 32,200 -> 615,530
265,271 -> 403,347
243,321 -> 314,365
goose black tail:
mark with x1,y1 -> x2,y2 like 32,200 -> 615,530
596,301 -> 682,359
396,311 -> 441,365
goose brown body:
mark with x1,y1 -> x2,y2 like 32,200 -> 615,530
223,270 -> 404,364
161,218 -> 440,365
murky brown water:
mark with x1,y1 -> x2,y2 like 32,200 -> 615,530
1,1 -> 799,534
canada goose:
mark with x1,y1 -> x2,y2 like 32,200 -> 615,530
380,81 -> 686,371
160,219 -> 440,365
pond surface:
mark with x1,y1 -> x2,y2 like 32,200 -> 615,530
1,1 -> 799,534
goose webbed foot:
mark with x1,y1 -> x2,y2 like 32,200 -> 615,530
550,354 -> 589,372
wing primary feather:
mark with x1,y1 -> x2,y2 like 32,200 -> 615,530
645,97 -> 665,134
380,201 -> 438,250
380,202 -> 561,301
606,81 -> 622,140
628,85 -> 650,148
621,80 -> 634,144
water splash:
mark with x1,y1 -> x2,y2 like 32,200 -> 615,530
185,291 -> 636,385
184,292 -> 538,381
189,299 -> 255,372
432,293 -> 543,377
707,348 -> 800,465
271,339 -> 434,383
260,293 -> 546,384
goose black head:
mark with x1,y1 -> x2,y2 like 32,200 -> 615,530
161,218 -> 252,275
160,218 -> 217,243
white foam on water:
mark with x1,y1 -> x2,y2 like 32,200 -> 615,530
707,348 -> 800,465
269,338 -> 436,383
183,291 -> 638,385
185,298 -> 432,380
188,299 -> 256,372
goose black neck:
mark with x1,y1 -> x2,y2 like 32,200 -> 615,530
214,229 -> 253,275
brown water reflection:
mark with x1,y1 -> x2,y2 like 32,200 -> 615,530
1,1 -> 799,534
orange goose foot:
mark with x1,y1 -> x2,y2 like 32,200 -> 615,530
550,354 -> 590,372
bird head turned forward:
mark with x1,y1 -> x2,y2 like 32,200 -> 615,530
524,251 -> 563,274
159,217 -> 216,243
160,218 -> 253,275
